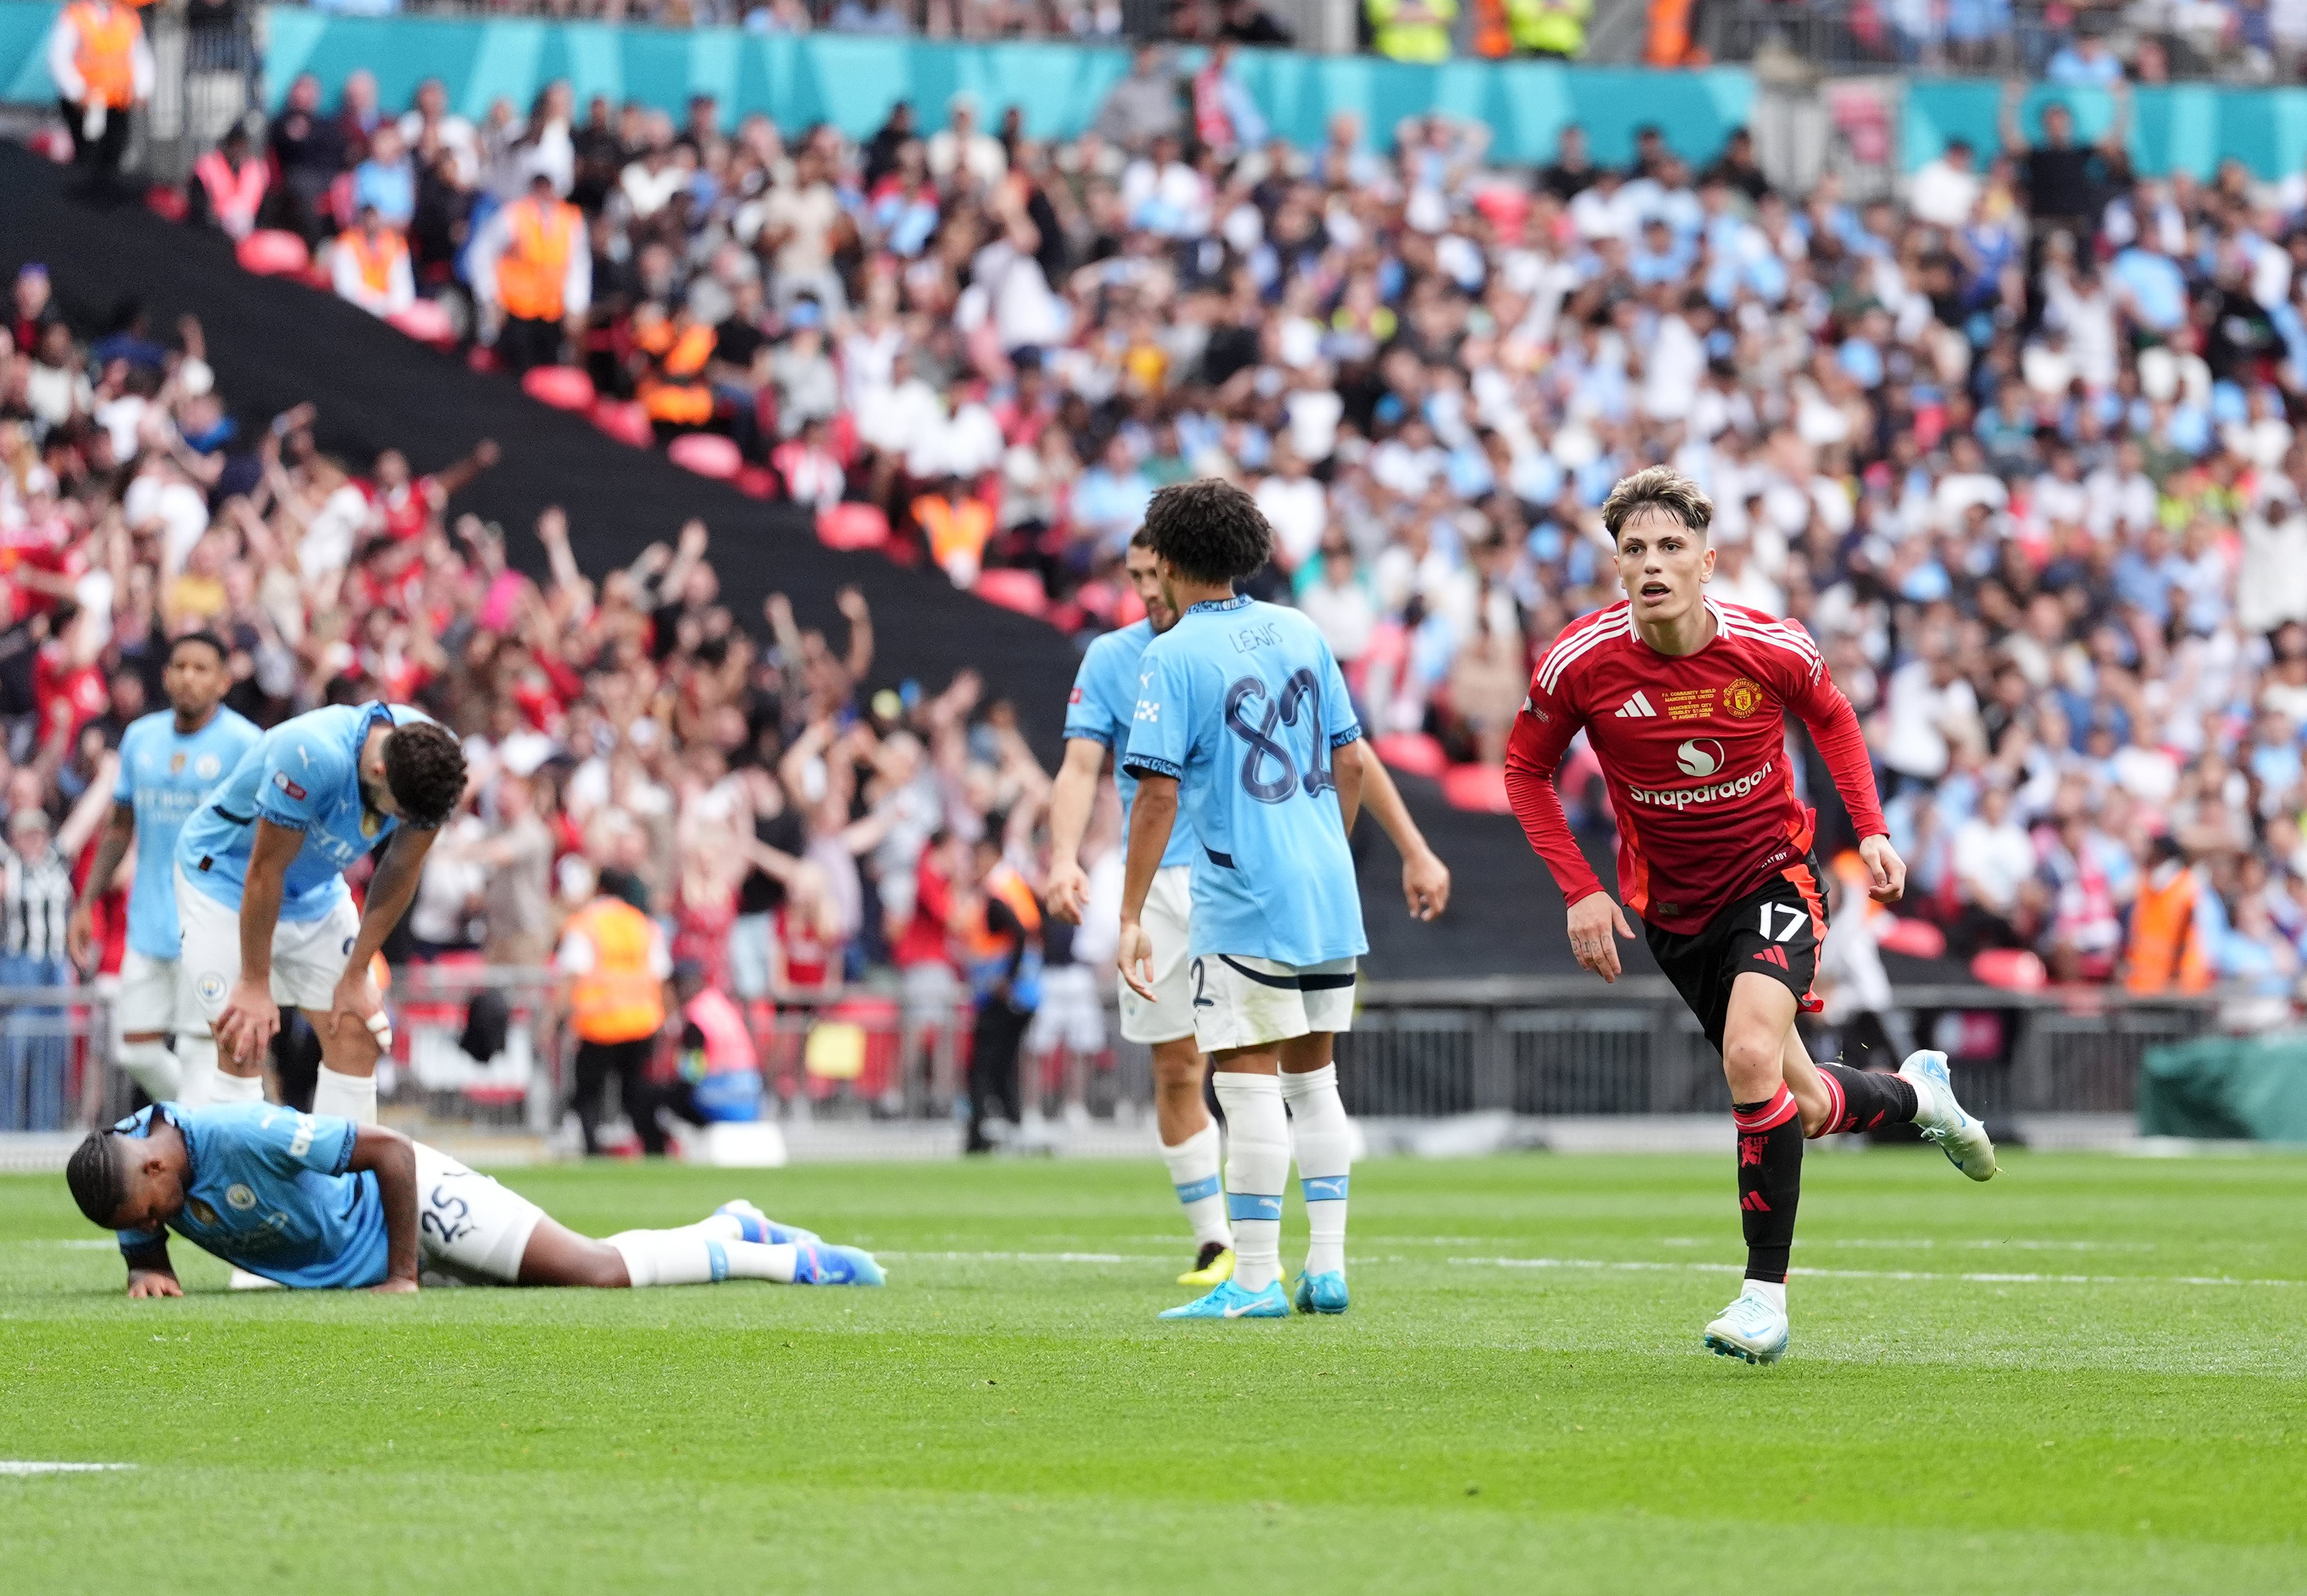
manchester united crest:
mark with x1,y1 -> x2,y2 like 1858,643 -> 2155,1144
1722,676 -> 1766,719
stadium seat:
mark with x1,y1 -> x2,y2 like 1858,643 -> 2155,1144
734,464 -> 778,499
1873,916 -> 1948,961
386,300 -> 456,350
144,185 -> 188,222
522,365 -> 596,412
588,399 -> 654,449
236,229 -> 310,277
1971,947 -> 2048,992
1111,587 -> 1148,626
1373,733 -> 1448,780
1440,763 -> 1512,814
816,502 -> 890,552
666,431 -> 742,479
973,568 -> 1048,618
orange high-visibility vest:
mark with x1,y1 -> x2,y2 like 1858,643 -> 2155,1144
496,197 -> 580,322
564,897 -> 667,1044
636,320 -> 717,425
193,149 -> 267,236
67,0 -> 140,109
338,227 -> 407,295
2124,865 -> 2212,995
1646,0 -> 1695,65
912,494 -> 994,572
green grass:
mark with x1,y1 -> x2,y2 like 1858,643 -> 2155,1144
2,1150 -> 2304,1594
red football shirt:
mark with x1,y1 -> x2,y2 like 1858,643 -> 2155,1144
1503,598 -> 1886,936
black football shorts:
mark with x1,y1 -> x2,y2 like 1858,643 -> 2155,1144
1644,850 -> 1830,1054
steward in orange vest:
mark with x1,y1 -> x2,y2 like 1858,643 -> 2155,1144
557,868 -> 677,1156
631,301 -> 718,430
2123,838 -> 2212,995
48,0 -> 150,183
332,206 -> 413,318
192,127 -> 270,241
480,173 -> 590,373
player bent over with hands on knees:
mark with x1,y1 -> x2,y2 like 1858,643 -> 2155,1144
1116,479 -> 1450,1321
65,1102 -> 884,1294
1501,466 -> 1996,1366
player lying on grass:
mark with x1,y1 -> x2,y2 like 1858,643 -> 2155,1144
1502,466 -> 1996,1366
64,1102 -> 884,1294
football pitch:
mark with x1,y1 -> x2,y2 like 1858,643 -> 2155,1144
2,1150 -> 2302,1595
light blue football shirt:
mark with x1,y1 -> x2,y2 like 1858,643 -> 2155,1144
112,706 -> 261,960
112,1102 -> 388,1289
1122,596 -> 1369,966
1064,618 -> 1199,873
177,702 -> 433,923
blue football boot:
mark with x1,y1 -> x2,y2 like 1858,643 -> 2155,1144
793,1243 -> 885,1286
1291,1270 -> 1349,1315
1158,1279 -> 1292,1320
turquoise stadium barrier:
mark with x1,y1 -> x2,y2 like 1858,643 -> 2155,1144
0,1 -> 1749,164
8,1 -> 2307,176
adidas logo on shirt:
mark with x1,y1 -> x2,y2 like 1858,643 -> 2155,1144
1615,692 -> 1660,718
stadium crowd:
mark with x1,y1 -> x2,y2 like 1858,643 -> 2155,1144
17,36 -> 2307,1115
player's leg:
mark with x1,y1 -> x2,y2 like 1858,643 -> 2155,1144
1157,954 -> 1310,1320
1708,971 -> 1804,1364
174,866 -> 263,1106
1779,990 -> 1996,1177
614,1038 -> 669,1156
1130,866 -> 1233,1283
113,950 -> 182,1104
1280,957 -> 1357,1315
278,895 -> 382,1125
570,1039 -> 614,1155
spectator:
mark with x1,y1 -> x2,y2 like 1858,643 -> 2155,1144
1093,45 -> 1183,153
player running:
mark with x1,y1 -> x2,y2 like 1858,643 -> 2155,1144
1502,466 -> 1995,1365
68,633 -> 259,1108
1119,480 -> 1449,1321
1047,528 -> 1236,1288
174,701 -> 467,1129
64,1102 -> 883,1294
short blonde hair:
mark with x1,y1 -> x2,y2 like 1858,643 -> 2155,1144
1601,466 -> 1714,542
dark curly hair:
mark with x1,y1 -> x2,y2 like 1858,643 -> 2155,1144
383,719 -> 467,830
65,1131 -> 128,1228
1141,479 -> 1273,587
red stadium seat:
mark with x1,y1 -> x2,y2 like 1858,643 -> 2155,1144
1111,587 -> 1148,626
1873,916 -> 1948,961
386,300 -> 456,350
974,568 -> 1048,618
1971,947 -> 2048,992
236,229 -> 310,277
589,399 -> 654,449
734,465 -> 778,499
667,432 -> 742,479
1373,733 -> 1448,780
817,502 -> 890,552
145,185 -> 188,223
1440,763 -> 1512,814
522,365 -> 596,412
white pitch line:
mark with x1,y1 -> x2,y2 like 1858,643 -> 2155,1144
0,1462 -> 134,1475
877,1251 -> 1162,1264
1450,1257 -> 2307,1289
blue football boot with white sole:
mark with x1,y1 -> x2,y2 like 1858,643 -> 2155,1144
793,1243 -> 885,1286
1159,1279 -> 1292,1320
1897,1050 -> 1999,1181
1702,1285 -> 1790,1365
1292,1270 -> 1349,1315
715,1199 -> 822,1246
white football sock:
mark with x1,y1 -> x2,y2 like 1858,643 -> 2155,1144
204,1068 -> 264,1105
114,1041 -> 181,1104
174,1033 -> 219,1106
1158,1119 -> 1233,1250
312,1067 -> 378,1125
1212,1073 -> 1288,1293
1747,1279 -> 1788,1312
1281,1063 -> 1351,1279
607,1230 -> 797,1288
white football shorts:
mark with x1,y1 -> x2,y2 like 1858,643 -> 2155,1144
175,865 -> 364,1025
1028,962 -> 1106,1055
1189,953 -> 1357,1054
116,948 -> 184,1037
412,1141 -> 546,1285
1117,865 -> 1196,1046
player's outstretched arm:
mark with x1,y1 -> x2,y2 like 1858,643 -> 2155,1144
1339,742 -> 1450,922
327,825 -> 439,1053
1116,773 -> 1180,1001
68,799 -> 137,972
123,1237 -> 182,1299
217,818 -> 301,1067
1044,738 -> 1107,926
345,1125 -> 421,1293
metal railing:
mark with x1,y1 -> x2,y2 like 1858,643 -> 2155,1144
0,968 -> 2240,1146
